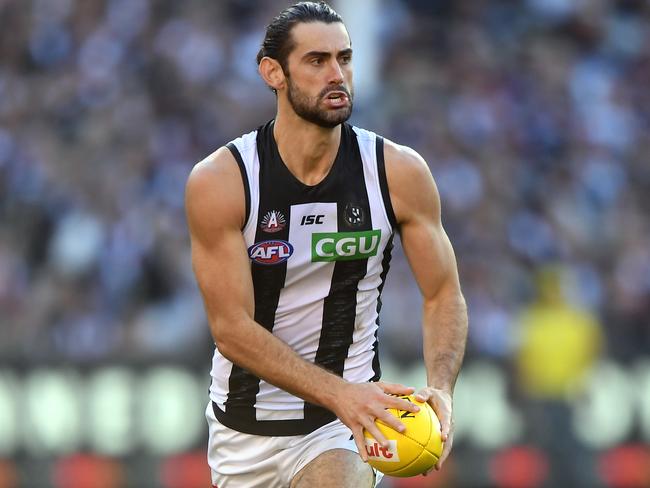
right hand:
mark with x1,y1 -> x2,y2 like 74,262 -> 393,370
332,381 -> 420,462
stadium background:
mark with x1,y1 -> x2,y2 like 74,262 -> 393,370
1,0 -> 649,486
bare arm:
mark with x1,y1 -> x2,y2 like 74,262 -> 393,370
185,147 -> 417,458
384,140 -> 468,469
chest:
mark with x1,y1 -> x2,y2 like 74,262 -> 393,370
247,200 -> 385,267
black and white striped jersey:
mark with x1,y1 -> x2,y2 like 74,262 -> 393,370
209,120 -> 397,436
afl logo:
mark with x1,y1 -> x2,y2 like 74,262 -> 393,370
248,240 -> 294,265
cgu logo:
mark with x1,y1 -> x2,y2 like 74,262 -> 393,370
365,439 -> 400,462
311,230 -> 381,262
248,240 -> 293,265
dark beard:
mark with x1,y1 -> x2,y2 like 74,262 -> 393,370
286,77 -> 353,129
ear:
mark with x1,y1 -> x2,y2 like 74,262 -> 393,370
258,57 -> 286,92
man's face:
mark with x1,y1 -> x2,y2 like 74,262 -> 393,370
283,22 -> 354,128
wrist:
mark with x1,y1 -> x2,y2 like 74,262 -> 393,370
426,381 -> 453,394
319,375 -> 349,411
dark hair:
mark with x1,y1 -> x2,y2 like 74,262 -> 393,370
256,1 -> 344,73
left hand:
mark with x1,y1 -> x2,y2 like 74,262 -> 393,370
414,386 -> 454,472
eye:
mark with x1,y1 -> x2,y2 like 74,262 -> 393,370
341,55 -> 352,64
311,57 -> 323,66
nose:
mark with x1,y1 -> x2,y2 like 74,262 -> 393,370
327,59 -> 344,84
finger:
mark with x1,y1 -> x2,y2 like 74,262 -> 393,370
426,399 -> 452,439
440,418 -> 451,441
413,387 -> 432,402
436,410 -> 452,441
386,395 -> 420,414
352,428 -> 369,462
435,431 -> 453,470
364,421 -> 390,448
378,382 -> 415,396
375,410 -> 407,434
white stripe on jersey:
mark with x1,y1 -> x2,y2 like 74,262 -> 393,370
345,128 -> 393,381
238,131 -> 261,243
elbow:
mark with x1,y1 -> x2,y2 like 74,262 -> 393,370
424,282 -> 466,312
210,320 -> 236,360
210,317 -> 247,363
214,334 -> 239,363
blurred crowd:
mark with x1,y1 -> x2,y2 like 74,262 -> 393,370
2,0 -> 650,486
376,0 -> 650,367
1,0 -> 283,362
1,0 -> 646,367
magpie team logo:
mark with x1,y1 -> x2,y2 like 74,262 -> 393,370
260,210 -> 286,233
344,203 -> 365,227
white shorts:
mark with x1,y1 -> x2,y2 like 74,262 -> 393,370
205,403 -> 383,488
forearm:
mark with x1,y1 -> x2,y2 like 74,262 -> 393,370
422,284 -> 468,392
213,317 -> 346,410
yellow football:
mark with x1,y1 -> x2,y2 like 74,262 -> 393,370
363,394 -> 443,477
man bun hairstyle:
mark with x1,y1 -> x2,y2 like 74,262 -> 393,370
257,1 -> 344,73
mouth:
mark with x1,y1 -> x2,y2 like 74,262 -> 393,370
323,91 -> 350,109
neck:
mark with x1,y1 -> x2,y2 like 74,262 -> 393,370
273,109 -> 342,186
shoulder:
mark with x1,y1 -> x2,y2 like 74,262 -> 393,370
381,138 -> 440,226
187,146 -> 240,187
351,125 -> 433,185
185,146 -> 246,233
186,146 -> 241,201
383,138 -> 433,183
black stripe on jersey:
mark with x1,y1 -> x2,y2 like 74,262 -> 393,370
375,136 -> 397,230
370,233 -> 394,381
305,124 -> 372,424
214,401 -> 334,435
222,129 -> 290,424
226,142 -> 251,230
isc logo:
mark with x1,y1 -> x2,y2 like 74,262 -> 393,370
300,214 -> 325,225
248,240 -> 293,265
